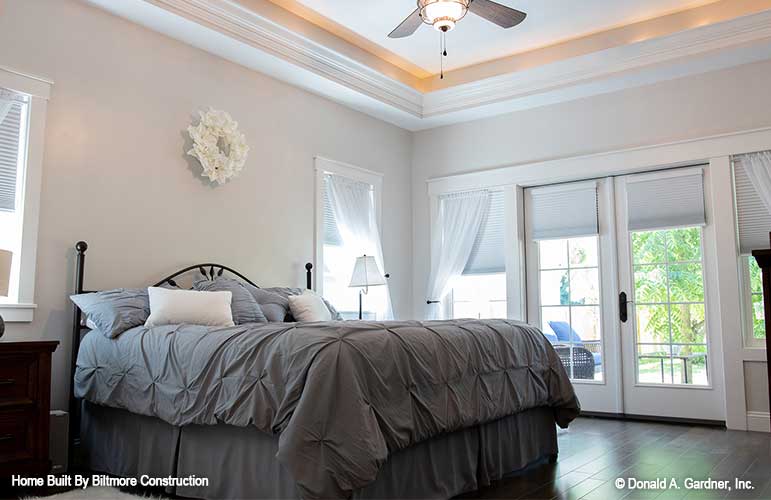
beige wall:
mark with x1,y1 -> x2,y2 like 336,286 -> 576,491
0,0 -> 413,410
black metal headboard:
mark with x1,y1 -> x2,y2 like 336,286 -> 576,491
67,240 -> 314,466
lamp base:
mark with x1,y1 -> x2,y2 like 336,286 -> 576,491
358,290 -> 363,320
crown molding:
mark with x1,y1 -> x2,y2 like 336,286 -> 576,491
146,0 -> 423,116
85,0 -> 771,131
423,9 -> 771,118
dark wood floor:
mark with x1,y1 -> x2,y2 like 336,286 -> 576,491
5,417 -> 770,499
461,417 -> 771,500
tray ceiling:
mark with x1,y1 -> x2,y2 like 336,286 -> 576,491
280,0 -> 719,74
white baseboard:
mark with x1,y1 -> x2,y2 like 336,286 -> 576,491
746,411 -> 770,432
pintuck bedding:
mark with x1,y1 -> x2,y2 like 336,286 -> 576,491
74,318 -> 579,499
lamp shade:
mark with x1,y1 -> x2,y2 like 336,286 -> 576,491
0,249 -> 11,297
349,255 -> 386,288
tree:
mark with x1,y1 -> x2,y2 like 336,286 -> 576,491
632,228 -> 706,359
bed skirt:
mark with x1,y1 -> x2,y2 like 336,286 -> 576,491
81,402 -> 558,499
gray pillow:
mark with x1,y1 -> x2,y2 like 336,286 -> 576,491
70,288 -> 150,338
244,285 -> 292,322
193,276 -> 267,325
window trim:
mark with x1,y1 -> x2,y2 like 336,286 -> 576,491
739,256 -> 765,349
0,66 -> 52,322
313,156 -> 383,297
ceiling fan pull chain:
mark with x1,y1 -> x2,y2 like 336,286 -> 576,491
440,32 -> 444,79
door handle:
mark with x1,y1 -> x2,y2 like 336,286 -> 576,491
619,292 -> 630,323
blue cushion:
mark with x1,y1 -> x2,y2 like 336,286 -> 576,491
542,331 -> 558,344
548,321 -> 583,343
593,353 -> 602,366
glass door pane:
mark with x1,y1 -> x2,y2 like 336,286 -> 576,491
631,227 -> 708,386
538,236 -> 603,381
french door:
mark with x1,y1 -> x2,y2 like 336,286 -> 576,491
526,167 -> 725,421
615,167 -> 724,421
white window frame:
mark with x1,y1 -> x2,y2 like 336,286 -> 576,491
739,256 -> 765,349
313,156 -> 383,296
0,66 -> 51,322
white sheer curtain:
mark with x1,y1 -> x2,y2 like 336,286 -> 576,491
425,190 -> 490,319
745,151 -> 771,213
327,173 -> 393,320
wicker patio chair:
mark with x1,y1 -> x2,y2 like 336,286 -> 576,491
553,345 -> 596,380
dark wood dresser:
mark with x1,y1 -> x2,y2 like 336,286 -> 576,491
0,341 -> 58,478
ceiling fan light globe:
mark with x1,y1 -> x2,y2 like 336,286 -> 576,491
418,0 -> 469,28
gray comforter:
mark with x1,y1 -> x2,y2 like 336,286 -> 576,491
75,319 -> 579,499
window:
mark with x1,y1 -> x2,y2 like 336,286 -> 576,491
316,159 -> 390,320
632,227 -> 708,385
733,154 -> 770,347
537,236 -> 602,381
742,256 -> 766,344
451,274 -> 506,319
451,190 -> 506,319
0,69 -> 51,322
525,180 -> 603,382
0,89 -> 29,305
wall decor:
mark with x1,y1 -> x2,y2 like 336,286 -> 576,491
187,108 -> 249,185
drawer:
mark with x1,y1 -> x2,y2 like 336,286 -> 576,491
0,409 -> 34,463
0,355 -> 37,405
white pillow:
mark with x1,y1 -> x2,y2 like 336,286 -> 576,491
288,291 -> 333,322
145,287 -> 235,327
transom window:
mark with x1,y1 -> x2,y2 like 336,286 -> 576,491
632,227 -> 708,385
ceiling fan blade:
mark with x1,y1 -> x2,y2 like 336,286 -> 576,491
388,9 -> 422,38
469,0 -> 526,29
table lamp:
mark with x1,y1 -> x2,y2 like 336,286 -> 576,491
0,249 -> 12,337
349,255 -> 387,320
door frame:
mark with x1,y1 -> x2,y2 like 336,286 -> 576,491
524,178 -> 623,414
613,166 -> 726,421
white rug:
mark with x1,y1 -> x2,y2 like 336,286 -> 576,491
24,487 -> 157,500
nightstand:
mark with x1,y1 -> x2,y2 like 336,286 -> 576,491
0,341 -> 58,478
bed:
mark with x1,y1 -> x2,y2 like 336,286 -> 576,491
68,241 -> 580,499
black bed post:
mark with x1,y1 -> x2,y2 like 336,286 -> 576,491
305,263 -> 313,290
68,240 -> 87,470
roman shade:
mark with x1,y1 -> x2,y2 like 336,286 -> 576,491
463,189 -> 505,274
526,181 -> 598,240
0,93 -> 24,213
322,176 -> 342,246
625,167 -> 706,231
733,153 -> 771,254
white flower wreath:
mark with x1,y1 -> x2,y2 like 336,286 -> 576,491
187,108 -> 250,185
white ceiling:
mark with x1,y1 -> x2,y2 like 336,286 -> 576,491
291,0 -> 718,74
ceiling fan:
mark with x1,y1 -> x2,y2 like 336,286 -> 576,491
388,1 -> 526,78
388,0 -> 526,39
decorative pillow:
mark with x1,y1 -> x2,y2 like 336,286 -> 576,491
70,288 -> 150,338
193,276 -> 267,324
263,287 -> 343,321
288,291 -> 333,322
145,287 -> 234,327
